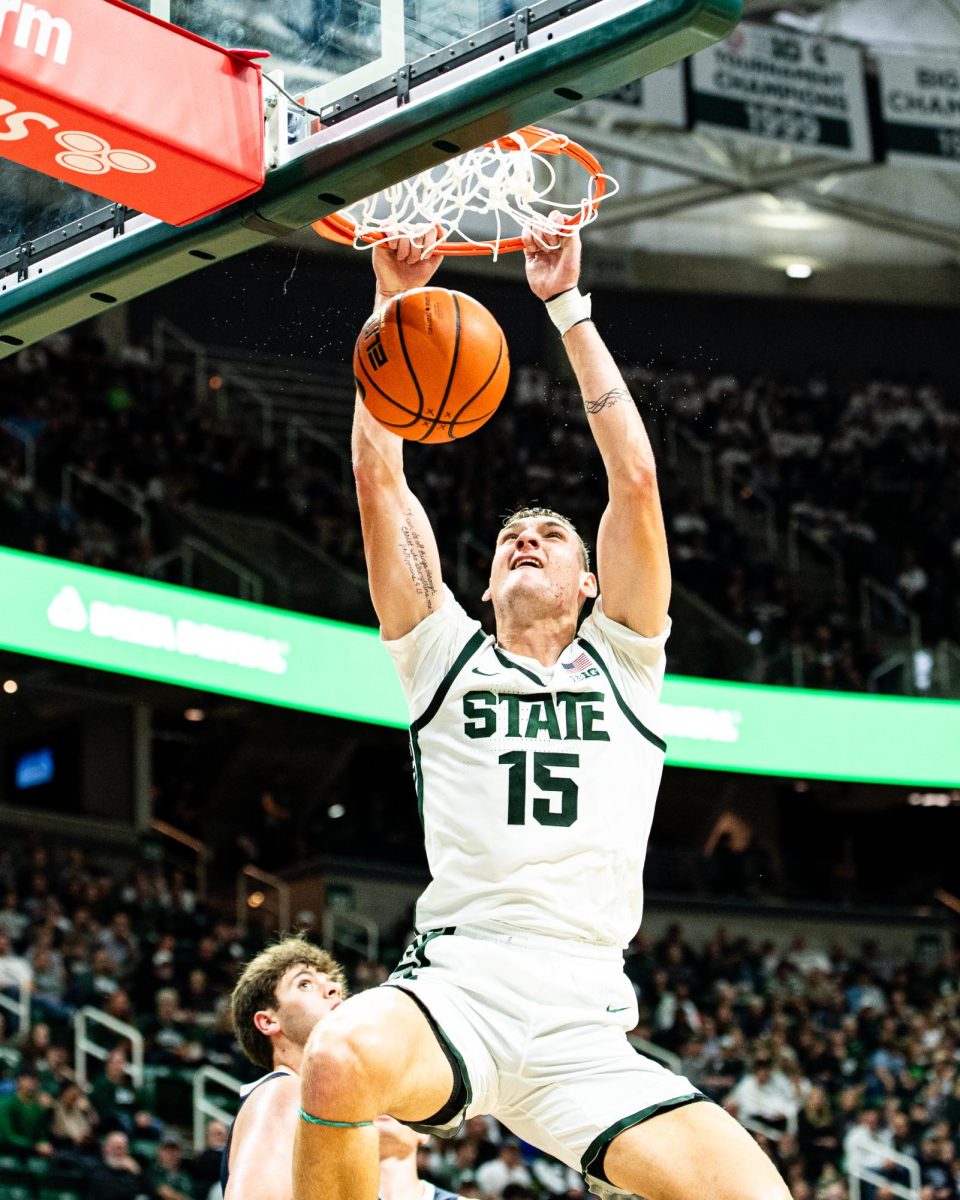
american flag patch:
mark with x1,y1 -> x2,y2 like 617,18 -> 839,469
562,650 -> 592,673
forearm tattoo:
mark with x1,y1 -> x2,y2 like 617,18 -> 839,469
399,516 -> 438,609
585,387 -> 629,414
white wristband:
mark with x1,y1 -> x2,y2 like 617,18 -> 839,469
544,287 -> 592,337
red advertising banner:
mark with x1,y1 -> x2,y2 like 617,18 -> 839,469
0,0 -> 265,226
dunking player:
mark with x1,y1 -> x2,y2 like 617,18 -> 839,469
293,220 -> 791,1200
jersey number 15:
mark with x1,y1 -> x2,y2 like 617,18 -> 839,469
498,750 -> 579,827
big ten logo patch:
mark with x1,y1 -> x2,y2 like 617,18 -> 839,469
363,323 -> 388,370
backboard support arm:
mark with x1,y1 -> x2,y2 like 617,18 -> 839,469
0,0 -> 741,357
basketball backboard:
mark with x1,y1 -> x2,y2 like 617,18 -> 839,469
0,0 -> 741,355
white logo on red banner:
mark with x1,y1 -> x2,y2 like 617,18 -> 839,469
54,130 -> 156,175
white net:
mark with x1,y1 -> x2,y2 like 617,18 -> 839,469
330,128 -> 618,260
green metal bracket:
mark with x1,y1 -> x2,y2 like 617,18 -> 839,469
0,0 -> 740,356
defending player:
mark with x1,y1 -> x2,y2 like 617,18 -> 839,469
222,936 -> 345,1199
293,221 -> 792,1200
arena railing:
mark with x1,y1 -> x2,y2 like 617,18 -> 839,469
847,1137 -> 920,1200
662,419 -> 717,505
322,909 -> 380,965
626,1034 -> 682,1075
737,1112 -> 797,1144
285,417 -> 354,498
176,506 -> 371,621
937,640 -> 960,696
152,319 -> 356,444
144,536 -> 267,604
148,818 -> 212,903
61,464 -> 151,536
0,983 -> 30,1046
192,1065 -> 243,1152
153,318 -> 210,407
786,515 -> 845,598
237,865 -> 291,937
179,536 -> 266,604
74,1006 -> 144,1089
860,578 -> 922,653
866,641 -> 960,699
718,459 -> 779,557
0,419 -> 37,488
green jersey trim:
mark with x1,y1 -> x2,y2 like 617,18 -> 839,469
580,1093 -> 705,1180
577,638 -> 667,753
411,628 -> 487,825
492,647 -> 547,687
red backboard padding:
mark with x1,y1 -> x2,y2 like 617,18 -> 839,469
0,0 -> 265,226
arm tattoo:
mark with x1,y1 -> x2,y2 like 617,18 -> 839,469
584,387 -> 629,414
399,516 -> 439,610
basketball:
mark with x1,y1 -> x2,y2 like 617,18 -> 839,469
353,287 -> 510,443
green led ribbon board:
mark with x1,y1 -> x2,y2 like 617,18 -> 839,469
2,548 -> 958,787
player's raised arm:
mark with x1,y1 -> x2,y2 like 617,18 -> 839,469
353,231 -> 445,640
522,216 -> 670,638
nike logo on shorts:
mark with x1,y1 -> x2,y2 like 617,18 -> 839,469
472,667 -> 498,676
605,1004 -> 630,1013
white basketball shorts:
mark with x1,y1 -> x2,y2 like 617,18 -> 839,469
384,924 -> 705,1199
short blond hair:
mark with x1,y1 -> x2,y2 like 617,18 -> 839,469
501,506 -> 591,571
231,935 -> 346,1070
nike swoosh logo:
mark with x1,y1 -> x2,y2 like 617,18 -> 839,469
471,667 -> 498,676
606,1005 -> 630,1013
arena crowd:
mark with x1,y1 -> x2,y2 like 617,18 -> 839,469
0,833 -> 958,1200
2,330 -> 958,696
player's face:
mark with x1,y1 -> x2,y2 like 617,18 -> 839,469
268,965 -> 344,1049
485,517 -> 596,615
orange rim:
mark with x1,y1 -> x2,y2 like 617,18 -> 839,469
311,125 -> 608,256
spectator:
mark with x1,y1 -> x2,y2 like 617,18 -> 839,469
66,946 -> 120,1008
147,1132 -> 195,1200
89,1048 -> 153,1137
188,1119 -> 228,1193
475,1140 -> 534,1199
100,912 -> 140,975
145,988 -> 200,1065
726,1052 -> 801,1132
0,891 -> 29,944
432,1137 -> 480,1194
0,1069 -> 53,1159
843,1110 -> 892,1177
797,1085 -> 841,1175
51,1080 -> 98,1154
88,1130 -> 145,1200
0,932 -> 32,1034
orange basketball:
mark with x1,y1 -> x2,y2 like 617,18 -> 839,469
353,287 -> 509,443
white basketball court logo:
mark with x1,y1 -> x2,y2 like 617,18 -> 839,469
54,130 -> 156,176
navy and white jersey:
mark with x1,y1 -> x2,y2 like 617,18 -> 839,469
384,588 -> 669,949
220,1068 -> 293,1194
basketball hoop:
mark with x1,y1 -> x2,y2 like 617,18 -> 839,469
312,126 -> 617,260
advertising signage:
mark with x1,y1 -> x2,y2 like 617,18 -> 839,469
2,548 -> 958,787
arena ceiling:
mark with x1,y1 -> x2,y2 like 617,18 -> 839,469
551,0 -> 960,278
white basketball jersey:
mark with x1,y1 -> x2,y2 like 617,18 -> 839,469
385,588 -> 669,949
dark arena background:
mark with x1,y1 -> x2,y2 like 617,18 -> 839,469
2,1 -> 960,1199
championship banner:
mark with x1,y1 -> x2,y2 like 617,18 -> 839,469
690,21 -> 872,160
0,0 -> 265,225
603,63 -> 687,128
877,53 -> 960,171
1,548 -> 960,787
